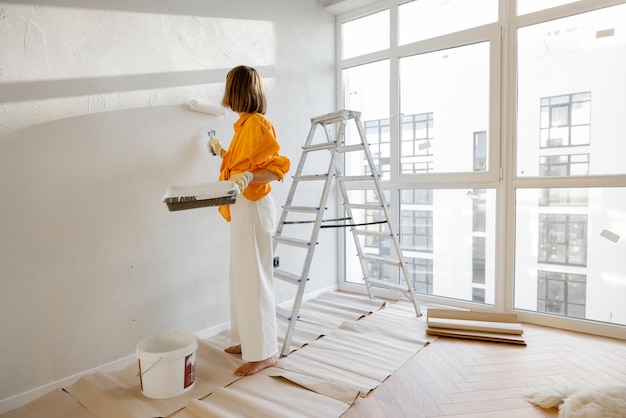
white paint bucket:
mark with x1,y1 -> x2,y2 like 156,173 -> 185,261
136,332 -> 197,399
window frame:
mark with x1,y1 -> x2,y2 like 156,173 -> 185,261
509,0 -> 626,339
336,0 -> 626,340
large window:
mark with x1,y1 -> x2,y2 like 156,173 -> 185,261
338,0 -> 626,336
514,1 -> 626,332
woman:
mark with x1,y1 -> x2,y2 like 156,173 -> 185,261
209,65 -> 290,376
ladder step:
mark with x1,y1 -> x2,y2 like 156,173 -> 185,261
311,110 -> 359,124
353,230 -> 394,238
337,144 -> 365,153
365,278 -> 409,293
344,203 -> 388,210
274,269 -> 307,284
293,174 -> 330,181
359,254 -> 402,266
273,236 -> 317,248
276,306 -> 300,321
302,142 -> 337,152
276,306 -> 291,321
336,175 -> 378,182
282,205 -> 322,213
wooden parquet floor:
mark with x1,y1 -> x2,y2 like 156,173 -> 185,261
342,322 -> 626,417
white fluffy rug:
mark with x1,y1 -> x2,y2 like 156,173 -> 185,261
527,384 -> 626,418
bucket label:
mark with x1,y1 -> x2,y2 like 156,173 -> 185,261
184,353 -> 195,389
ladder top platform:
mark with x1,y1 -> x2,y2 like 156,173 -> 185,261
311,109 -> 361,124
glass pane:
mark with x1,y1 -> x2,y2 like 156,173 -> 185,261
518,0 -> 581,15
399,42 -> 490,174
343,60 -> 389,122
345,188 -> 394,284
399,0 -> 497,45
341,9 -> 389,59
343,60 -> 390,179
382,188 -> 494,304
515,187 -> 626,327
517,4 -> 626,176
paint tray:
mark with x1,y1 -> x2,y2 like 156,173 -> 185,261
163,181 -> 238,211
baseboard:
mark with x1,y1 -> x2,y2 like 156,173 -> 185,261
0,322 -> 231,414
277,284 -> 338,309
193,320 -> 231,340
0,287 -> 336,414
0,352 -> 137,414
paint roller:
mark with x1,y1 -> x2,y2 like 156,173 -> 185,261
189,99 -> 226,155
189,99 -> 225,116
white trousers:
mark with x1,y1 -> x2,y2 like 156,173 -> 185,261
228,194 -> 278,361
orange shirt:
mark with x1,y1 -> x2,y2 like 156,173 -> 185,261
218,112 -> 290,221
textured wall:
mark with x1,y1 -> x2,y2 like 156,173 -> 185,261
0,0 -> 336,405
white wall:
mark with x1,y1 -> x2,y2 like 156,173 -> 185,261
0,0 -> 336,407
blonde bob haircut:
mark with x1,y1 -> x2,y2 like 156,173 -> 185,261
221,65 -> 267,115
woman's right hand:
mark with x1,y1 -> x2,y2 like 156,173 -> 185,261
209,137 -> 224,158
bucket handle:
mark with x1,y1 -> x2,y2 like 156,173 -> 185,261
136,356 -> 163,377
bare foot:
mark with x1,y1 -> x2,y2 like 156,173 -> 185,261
234,356 -> 277,376
224,344 -> 242,354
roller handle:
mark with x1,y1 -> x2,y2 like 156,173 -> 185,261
208,130 -> 217,155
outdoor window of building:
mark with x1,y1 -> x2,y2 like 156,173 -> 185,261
537,270 -> 587,318
539,154 -> 589,176
472,236 -> 486,285
540,93 -> 591,148
400,113 -> 435,174
364,118 -> 391,179
539,188 -> 588,207
474,131 -> 487,172
401,188 -> 433,205
407,257 -> 433,294
363,189 -> 392,251
400,210 -> 433,252
471,189 -> 487,232
472,287 -> 486,303
538,213 -> 588,266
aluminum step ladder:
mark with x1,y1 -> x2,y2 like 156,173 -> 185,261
273,109 -> 422,357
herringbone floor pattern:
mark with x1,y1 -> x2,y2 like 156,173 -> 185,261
342,321 -> 626,417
